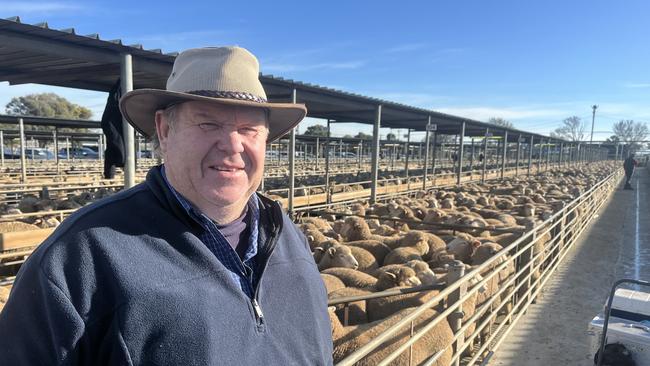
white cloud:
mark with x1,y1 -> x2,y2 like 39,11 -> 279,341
2,2 -> 83,13
262,60 -> 366,73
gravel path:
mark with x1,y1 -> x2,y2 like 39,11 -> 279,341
489,167 -> 649,366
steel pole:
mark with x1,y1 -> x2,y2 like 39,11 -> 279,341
501,131 -> 508,179
287,89 -> 297,214
469,138 -> 475,180
515,135 -> 521,176
423,116 -> 431,190
121,53 -> 135,188
527,135 -> 534,176
482,128 -> 489,183
325,120 -> 331,204
370,105 -> 382,203
0,130 -> 4,168
457,122 -> 465,185
54,129 -> 59,174
405,129 -> 411,189
19,118 -> 26,183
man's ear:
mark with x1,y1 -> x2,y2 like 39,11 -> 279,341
154,110 -> 171,153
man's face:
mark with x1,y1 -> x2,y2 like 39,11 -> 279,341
155,101 -> 268,213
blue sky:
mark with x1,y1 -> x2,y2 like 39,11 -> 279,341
1,0 -> 649,141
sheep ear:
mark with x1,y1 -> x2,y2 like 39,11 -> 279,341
307,235 -> 315,242
327,247 -> 337,257
314,247 -> 324,253
385,272 -> 397,280
471,240 -> 482,249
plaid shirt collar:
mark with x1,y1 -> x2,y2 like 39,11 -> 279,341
160,166 -> 260,297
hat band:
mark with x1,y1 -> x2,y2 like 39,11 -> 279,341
188,90 -> 267,103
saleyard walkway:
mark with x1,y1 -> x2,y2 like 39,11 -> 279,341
489,166 -> 650,365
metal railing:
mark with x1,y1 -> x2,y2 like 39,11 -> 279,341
333,164 -> 622,366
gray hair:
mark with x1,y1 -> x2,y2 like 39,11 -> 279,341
151,103 -> 180,155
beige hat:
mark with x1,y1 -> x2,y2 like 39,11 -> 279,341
119,46 -> 306,142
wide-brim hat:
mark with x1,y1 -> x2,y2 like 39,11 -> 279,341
119,46 -> 306,142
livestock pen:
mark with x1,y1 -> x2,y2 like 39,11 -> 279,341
325,164 -> 623,365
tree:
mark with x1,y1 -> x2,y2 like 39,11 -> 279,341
354,132 -> 372,140
303,124 -> 328,137
488,117 -> 514,129
386,132 -> 397,141
612,120 -> 648,150
550,116 -> 585,141
3,93 -> 93,136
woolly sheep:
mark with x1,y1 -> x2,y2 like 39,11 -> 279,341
321,273 -> 346,294
348,246 -> 379,273
317,245 -> 359,271
330,306 -> 453,366
321,268 -> 378,289
328,287 -> 372,325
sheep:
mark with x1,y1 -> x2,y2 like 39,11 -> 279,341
321,273 -> 346,295
348,246 -> 378,273
374,260 -> 437,287
446,237 -> 482,264
0,286 -> 10,312
0,221 -> 39,233
374,266 -> 422,291
330,306 -> 453,366
317,245 -> 359,271
366,289 -> 442,322
321,268 -> 378,289
345,240 -> 391,264
340,216 -> 402,248
328,287 -> 373,325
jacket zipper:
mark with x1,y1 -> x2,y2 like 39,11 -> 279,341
249,199 -> 283,327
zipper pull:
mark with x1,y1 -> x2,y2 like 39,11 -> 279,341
252,299 -> 265,323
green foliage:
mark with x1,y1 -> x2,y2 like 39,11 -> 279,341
3,93 -> 93,133
354,132 -> 372,139
386,132 -> 397,141
304,124 -> 328,136
6,93 -> 92,119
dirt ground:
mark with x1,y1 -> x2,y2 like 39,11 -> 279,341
489,167 -> 649,366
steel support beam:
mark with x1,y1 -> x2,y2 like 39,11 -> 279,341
481,128 -> 489,183
288,88 -> 297,214
527,135 -> 534,176
405,129 -> 411,189
19,118 -> 26,183
515,135 -> 521,176
501,131 -> 508,179
423,116 -> 431,190
370,105 -> 382,203
0,130 -> 4,168
325,120 -> 331,204
457,122 -> 465,185
121,53 -> 136,188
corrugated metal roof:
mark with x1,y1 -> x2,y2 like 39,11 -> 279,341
0,16 -> 561,141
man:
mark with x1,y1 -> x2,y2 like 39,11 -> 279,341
0,47 -> 333,365
623,152 -> 637,190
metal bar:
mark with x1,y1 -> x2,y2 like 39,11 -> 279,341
515,135 -> 521,176
53,129 -> 59,175
423,116 -> 431,190
501,130 -> 508,179
19,118 -> 26,183
121,53 -> 135,188
431,131 -> 438,185
1,130 -> 4,168
482,128 -> 489,183
527,135 -> 534,176
288,89 -> 297,214
469,138 -> 475,180
370,105 -> 382,203
546,140 -> 551,171
457,122 -> 465,185
405,129 -> 411,189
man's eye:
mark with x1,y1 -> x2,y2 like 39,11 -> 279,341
240,127 -> 259,136
198,123 -> 220,131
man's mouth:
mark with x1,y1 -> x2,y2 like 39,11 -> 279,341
211,165 -> 244,172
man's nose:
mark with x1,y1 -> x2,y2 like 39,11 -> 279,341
216,131 -> 245,154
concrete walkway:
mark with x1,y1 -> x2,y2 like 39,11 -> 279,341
489,167 -> 650,366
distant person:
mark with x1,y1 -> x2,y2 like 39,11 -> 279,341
478,153 -> 485,162
623,152 -> 638,190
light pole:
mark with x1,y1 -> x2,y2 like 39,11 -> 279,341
590,104 -> 598,144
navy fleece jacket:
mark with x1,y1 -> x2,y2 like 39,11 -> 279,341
0,167 -> 333,365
